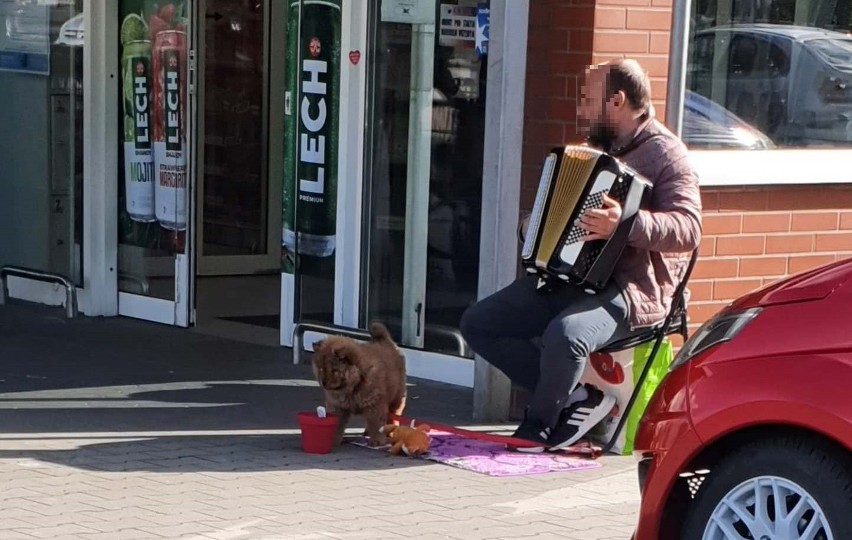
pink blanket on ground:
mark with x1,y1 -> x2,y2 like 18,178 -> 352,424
349,431 -> 602,477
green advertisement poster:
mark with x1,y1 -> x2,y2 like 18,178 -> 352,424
117,1 -> 188,253
282,0 -> 342,274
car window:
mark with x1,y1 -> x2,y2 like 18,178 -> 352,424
729,35 -> 757,76
687,33 -> 721,98
767,40 -> 790,77
729,35 -> 790,78
691,34 -> 716,79
808,38 -> 852,69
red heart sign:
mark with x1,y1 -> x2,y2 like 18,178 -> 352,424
349,50 -> 361,65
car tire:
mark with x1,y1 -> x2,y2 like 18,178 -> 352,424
681,436 -> 852,540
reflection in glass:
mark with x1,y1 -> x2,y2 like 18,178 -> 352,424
686,0 -> 852,149
202,0 -> 268,257
0,0 -> 84,285
117,0 -> 190,300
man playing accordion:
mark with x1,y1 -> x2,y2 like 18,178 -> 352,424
460,59 -> 702,451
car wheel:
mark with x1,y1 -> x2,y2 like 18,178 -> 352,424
681,436 -> 852,540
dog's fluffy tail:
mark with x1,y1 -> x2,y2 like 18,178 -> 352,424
369,322 -> 393,342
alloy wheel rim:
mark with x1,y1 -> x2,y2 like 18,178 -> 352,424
702,475 -> 833,540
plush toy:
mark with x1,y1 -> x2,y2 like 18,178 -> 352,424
380,423 -> 432,456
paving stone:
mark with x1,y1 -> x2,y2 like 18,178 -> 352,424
2,531 -> 39,540
14,523 -> 102,538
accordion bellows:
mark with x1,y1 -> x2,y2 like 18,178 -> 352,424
522,145 -> 652,291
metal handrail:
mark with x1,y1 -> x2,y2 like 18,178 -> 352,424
420,322 -> 472,358
292,320 -> 473,365
118,272 -> 151,296
357,315 -> 472,358
293,321 -> 372,365
0,266 -> 78,318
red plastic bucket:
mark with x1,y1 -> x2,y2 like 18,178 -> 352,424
297,411 -> 339,454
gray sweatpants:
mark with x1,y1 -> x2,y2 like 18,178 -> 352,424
460,276 -> 636,427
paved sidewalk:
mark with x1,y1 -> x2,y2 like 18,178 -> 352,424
0,304 -> 641,539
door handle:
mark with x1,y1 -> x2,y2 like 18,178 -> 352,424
415,302 -> 423,338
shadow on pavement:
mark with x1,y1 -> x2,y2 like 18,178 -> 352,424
0,433 -> 436,474
0,303 -> 478,472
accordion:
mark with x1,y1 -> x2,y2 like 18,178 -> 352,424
522,145 -> 652,291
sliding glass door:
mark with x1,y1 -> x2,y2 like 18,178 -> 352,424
361,0 -> 489,357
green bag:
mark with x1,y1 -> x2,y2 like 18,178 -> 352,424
583,338 -> 674,455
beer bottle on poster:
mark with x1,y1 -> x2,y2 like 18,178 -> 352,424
120,32 -> 156,222
283,0 -> 341,259
153,29 -> 188,231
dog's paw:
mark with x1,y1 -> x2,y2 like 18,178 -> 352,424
367,434 -> 388,447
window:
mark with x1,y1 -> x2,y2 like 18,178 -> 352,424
684,0 -> 852,151
0,0 -> 84,284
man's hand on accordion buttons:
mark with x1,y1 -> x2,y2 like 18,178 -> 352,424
579,193 -> 622,242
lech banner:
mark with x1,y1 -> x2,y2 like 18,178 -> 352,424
118,0 -> 189,252
283,0 -> 342,273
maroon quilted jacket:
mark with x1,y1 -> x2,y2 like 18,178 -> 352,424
609,116 -> 702,330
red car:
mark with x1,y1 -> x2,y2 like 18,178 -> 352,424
633,258 -> 852,540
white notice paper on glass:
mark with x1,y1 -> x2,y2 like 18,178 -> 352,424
439,4 -> 476,46
381,0 -> 436,25
0,0 -> 50,54
0,0 -> 50,74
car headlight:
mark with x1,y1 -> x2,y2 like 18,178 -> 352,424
670,307 -> 762,371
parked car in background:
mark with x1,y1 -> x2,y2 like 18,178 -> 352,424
682,89 -> 777,149
632,257 -> 852,540
688,24 -> 852,147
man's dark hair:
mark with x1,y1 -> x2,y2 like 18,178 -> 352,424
602,59 -> 652,113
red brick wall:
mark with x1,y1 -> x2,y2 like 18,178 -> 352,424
689,186 -> 852,333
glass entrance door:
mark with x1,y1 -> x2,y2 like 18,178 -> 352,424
116,0 -> 194,326
195,0 -> 280,277
190,0 -> 283,342
362,0 -> 488,357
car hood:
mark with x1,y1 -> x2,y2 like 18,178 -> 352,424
729,257 -> 852,309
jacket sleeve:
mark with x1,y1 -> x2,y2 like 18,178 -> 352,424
627,155 -> 702,253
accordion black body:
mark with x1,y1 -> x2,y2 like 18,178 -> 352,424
522,145 -> 652,291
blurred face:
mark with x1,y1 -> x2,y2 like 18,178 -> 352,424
578,68 -> 619,151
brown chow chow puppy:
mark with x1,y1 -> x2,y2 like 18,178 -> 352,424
312,323 -> 406,447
